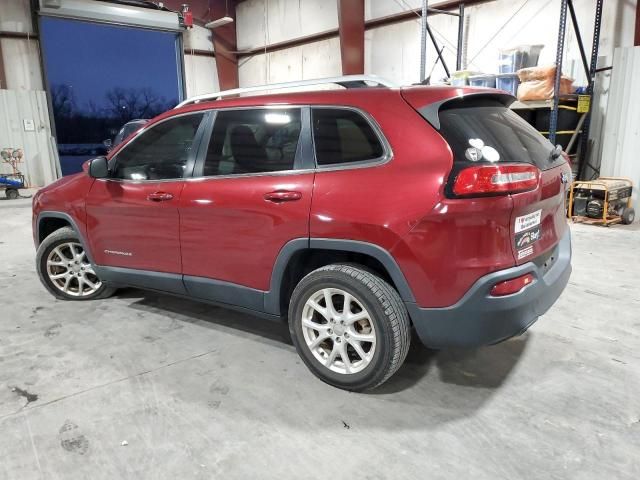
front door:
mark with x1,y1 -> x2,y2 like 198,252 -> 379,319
179,107 -> 314,310
86,112 -> 207,274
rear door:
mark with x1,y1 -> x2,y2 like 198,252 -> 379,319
410,93 -> 571,264
179,107 -> 314,305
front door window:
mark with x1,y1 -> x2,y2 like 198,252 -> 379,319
112,113 -> 205,181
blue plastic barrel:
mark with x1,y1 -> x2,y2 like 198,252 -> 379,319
0,177 -> 23,188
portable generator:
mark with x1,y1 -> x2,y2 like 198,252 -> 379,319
568,177 -> 635,226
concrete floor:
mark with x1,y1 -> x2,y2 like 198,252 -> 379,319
1,193 -> 639,480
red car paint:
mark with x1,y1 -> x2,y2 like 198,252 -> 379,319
180,173 -> 314,290
85,179 -> 185,273
33,85 -> 571,337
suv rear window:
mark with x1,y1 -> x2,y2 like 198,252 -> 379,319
438,98 -> 563,171
312,108 -> 384,166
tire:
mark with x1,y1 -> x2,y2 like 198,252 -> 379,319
288,264 -> 411,391
5,189 -> 18,200
36,227 -> 116,301
621,207 -> 635,225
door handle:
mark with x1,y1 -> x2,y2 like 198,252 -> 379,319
147,191 -> 174,202
264,190 -> 302,203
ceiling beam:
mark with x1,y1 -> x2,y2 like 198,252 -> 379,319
164,1 -> 239,90
0,39 -> 6,89
635,0 -> 640,46
209,0 -> 239,90
0,31 -> 38,39
338,0 -> 365,75
237,0 -> 492,58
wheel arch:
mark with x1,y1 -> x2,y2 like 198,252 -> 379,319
266,238 -> 416,316
37,212 -> 95,264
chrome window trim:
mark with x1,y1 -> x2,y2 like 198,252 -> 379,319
186,168 -> 316,182
310,105 -> 393,171
106,104 -> 393,184
190,105 -> 393,180
108,110 -> 209,183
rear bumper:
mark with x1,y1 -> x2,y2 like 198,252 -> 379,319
406,228 -> 572,348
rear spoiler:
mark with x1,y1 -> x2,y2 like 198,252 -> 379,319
408,91 -> 516,130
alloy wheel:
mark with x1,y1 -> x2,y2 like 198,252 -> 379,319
46,242 -> 101,297
301,288 -> 376,374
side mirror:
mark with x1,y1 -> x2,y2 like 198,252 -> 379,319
88,156 -> 109,179
551,144 -> 563,159
102,138 -> 112,149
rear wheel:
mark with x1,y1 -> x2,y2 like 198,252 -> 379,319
621,207 -> 635,225
288,264 -> 410,391
36,227 -> 115,300
5,188 -> 18,200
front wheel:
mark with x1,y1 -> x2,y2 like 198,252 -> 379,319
288,264 -> 411,391
36,227 -> 115,300
5,188 -> 19,200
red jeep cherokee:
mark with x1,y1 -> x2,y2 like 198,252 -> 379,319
33,76 -> 572,391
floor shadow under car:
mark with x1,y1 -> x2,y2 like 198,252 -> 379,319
116,288 -> 529,400
115,288 -> 292,346
376,332 -> 530,394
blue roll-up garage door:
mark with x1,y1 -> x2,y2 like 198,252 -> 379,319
40,16 -> 184,175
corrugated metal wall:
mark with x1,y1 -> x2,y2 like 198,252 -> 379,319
599,46 -> 640,208
0,89 -> 59,186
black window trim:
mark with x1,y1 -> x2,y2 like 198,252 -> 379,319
310,105 -> 392,171
189,105 -> 314,181
106,110 -> 211,183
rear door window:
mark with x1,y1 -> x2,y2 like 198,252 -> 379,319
312,108 -> 385,166
201,108 -> 302,176
438,98 -> 563,171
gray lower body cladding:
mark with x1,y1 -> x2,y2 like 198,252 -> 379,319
406,229 -> 572,348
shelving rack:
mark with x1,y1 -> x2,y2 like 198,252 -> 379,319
511,94 -> 583,174
549,0 -> 604,180
419,0 -> 466,83
507,0 -> 603,180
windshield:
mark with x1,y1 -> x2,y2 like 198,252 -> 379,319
438,99 -> 563,171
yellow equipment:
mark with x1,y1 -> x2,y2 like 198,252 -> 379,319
568,177 -> 635,226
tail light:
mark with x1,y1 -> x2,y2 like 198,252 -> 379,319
452,164 -> 540,197
490,273 -> 534,296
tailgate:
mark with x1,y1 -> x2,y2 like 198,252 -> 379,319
511,163 -> 570,264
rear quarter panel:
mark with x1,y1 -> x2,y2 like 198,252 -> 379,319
310,91 -> 451,245
309,90 -> 455,304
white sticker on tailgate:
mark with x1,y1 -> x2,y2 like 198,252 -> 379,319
515,210 -> 542,233
517,245 -> 534,260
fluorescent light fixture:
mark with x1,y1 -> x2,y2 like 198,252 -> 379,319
265,113 -> 291,124
205,16 -> 234,29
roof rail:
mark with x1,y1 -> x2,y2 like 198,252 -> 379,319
174,75 -> 397,109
